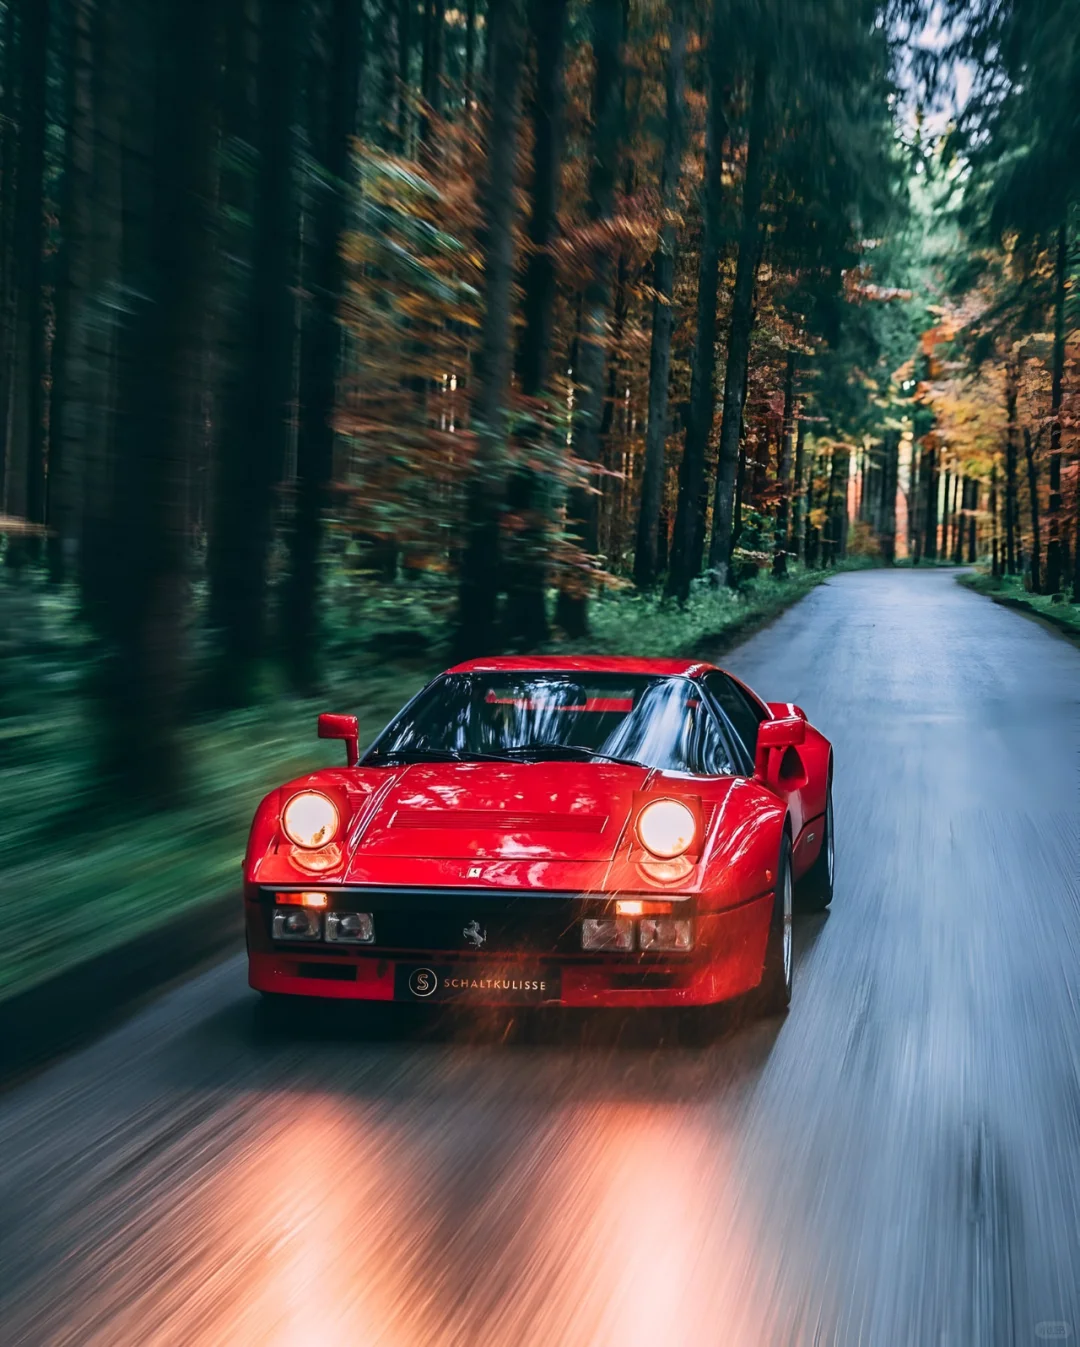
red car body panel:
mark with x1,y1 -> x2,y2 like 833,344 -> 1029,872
244,656 -> 832,1009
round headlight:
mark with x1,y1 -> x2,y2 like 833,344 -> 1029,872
282,792 -> 340,849
636,798 -> 696,859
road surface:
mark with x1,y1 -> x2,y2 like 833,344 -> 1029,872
2,568 -> 1078,1347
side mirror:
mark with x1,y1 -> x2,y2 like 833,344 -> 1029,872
754,715 -> 805,785
318,713 -> 359,767
766,701 -> 807,723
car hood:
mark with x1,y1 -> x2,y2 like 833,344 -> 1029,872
345,761 -> 652,865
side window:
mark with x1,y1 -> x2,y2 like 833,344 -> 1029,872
690,704 -> 737,777
702,673 -> 767,769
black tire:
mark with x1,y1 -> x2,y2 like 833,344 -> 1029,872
796,773 -> 834,913
747,830 -> 794,1018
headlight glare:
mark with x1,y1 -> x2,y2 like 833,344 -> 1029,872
282,791 -> 340,849
636,799 -> 695,858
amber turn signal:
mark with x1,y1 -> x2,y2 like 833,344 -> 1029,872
615,899 -> 674,916
274,891 -> 328,908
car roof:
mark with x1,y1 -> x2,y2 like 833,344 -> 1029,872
444,655 -> 718,677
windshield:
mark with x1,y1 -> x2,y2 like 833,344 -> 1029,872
365,672 -> 738,775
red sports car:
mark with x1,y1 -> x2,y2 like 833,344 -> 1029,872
244,656 -> 834,1021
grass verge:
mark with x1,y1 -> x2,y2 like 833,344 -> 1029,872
956,571 -> 1080,641
0,559 -> 867,1006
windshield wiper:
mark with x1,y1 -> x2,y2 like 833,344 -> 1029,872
501,743 -> 649,769
368,748 -> 514,764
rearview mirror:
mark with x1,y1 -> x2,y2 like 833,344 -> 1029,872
318,713 -> 359,767
754,715 -> 805,786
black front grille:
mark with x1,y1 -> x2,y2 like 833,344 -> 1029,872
264,886 -> 691,958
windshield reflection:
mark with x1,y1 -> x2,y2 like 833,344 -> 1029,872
367,674 -> 737,776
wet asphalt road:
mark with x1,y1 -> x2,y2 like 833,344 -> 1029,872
2,567 -> 1079,1347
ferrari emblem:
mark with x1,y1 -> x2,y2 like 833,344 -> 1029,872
463,920 -> 487,948
466,865 -> 482,878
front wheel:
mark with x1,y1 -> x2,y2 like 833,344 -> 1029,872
796,775 -> 834,912
747,830 -> 794,1017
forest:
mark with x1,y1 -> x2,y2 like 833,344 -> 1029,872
0,0 -> 1076,826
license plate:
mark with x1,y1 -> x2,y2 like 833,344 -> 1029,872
395,964 -> 560,1004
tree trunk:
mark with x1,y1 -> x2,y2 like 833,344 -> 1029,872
967,479 -> 978,564
78,0 -> 125,628
803,444 -> 818,566
990,461 -> 1000,577
0,0 -> 18,513
555,0 -> 623,637
791,417 -> 806,562
99,0 -> 215,803
730,435 -> 747,555
396,0 -> 413,151
880,429 -> 898,563
941,468 -> 952,560
908,437 -> 920,561
707,49 -> 769,581
1043,222 -> 1067,593
503,0 -> 568,648
951,474 -> 963,564
598,201 -> 630,559
454,0 -> 524,658
48,0 -> 95,584
924,445 -> 938,560
633,0 -> 686,591
464,0 -> 478,126
207,0 -> 301,706
1004,360 -> 1018,574
7,0 -> 50,560
823,444 -> 848,566
281,0 -> 361,693
419,0 -> 445,146
665,0 -> 728,602
772,349 -> 796,577
1023,427 -> 1042,594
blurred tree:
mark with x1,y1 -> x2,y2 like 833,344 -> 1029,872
99,0 -> 215,801
931,0 -> 1078,594
709,42 -> 768,582
633,0 -> 687,591
281,0 -> 363,694
504,0 -> 570,648
47,0 -> 94,584
454,0 -> 525,658
6,0 -> 50,563
207,0 -> 302,707
556,0 -> 625,637
666,0 -> 728,603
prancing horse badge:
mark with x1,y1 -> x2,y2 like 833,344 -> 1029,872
463,920 -> 487,948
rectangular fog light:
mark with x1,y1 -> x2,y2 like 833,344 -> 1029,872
638,918 -> 693,952
581,917 -> 634,952
325,911 -> 375,944
272,908 -> 322,941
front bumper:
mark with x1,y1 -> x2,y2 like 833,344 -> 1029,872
246,885 -> 773,1008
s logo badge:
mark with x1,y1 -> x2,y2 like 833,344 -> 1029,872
463,920 -> 487,948
408,968 -> 438,998
466,865 -> 482,878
